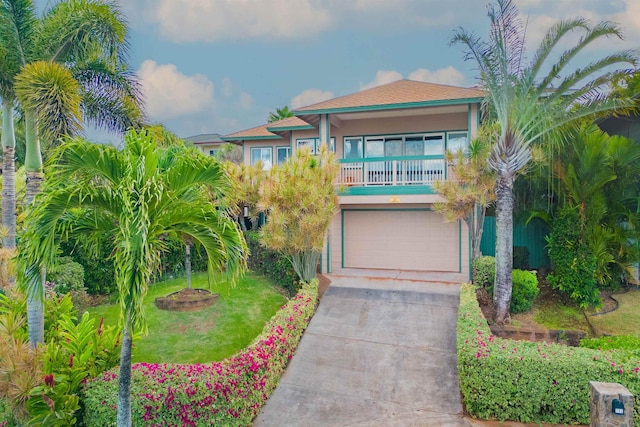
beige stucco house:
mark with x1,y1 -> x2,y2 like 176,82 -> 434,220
184,133 -> 227,157
224,79 -> 483,278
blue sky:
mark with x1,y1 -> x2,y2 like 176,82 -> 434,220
100,0 -> 639,142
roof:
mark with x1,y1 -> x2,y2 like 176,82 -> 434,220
294,79 -> 484,114
224,116 -> 313,141
183,133 -> 224,144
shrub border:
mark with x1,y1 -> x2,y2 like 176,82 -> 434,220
83,280 -> 319,426
457,283 -> 640,425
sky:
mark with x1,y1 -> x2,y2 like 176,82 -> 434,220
93,0 -> 640,143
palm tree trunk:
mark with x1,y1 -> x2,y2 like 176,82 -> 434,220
1,99 -> 16,249
185,243 -> 191,289
117,309 -> 133,427
493,173 -> 514,324
24,113 -> 45,347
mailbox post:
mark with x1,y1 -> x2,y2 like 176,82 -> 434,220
590,381 -> 634,427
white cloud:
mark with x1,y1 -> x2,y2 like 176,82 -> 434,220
360,70 -> 403,90
151,0 -> 331,43
360,67 -> 467,90
408,67 -> 466,86
290,89 -> 334,109
238,92 -> 254,109
221,78 -> 233,98
138,60 -> 214,121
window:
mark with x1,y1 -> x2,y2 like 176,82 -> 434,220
447,132 -> 468,154
251,147 -> 273,170
276,146 -> 291,165
296,137 -> 336,154
344,137 -> 363,159
208,149 -> 219,157
357,133 -> 444,158
424,135 -> 444,155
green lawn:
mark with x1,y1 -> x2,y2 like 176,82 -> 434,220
590,289 -> 640,336
87,272 -> 287,364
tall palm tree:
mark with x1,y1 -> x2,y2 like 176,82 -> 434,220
1,0 -> 144,346
18,130 -> 247,427
451,0 -> 637,323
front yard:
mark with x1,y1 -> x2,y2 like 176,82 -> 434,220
87,271 -> 287,363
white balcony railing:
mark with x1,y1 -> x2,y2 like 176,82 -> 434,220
339,156 -> 446,187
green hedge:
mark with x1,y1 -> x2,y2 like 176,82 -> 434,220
458,283 -> 640,425
472,256 -> 495,288
509,269 -> 539,314
82,280 -> 318,426
245,231 -> 299,295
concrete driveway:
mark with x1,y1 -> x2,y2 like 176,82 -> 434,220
254,270 -> 470,426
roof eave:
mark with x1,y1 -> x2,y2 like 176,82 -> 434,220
293,97 -> 484,116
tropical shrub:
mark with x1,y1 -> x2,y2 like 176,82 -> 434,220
246,231 -> 299,295
0,290 -> 121,425
48,256 -> 85,294
458,283 -> 640,424
546,207 -> 600,308
472,256 -> 495,288
60,238 -> 116,295
83,280 -> 318,426
510,269 -> 539,313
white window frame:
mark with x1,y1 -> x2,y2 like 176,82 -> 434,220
296,137 -> 336,154
276,146 -> 291,165
250,146 -> 273,170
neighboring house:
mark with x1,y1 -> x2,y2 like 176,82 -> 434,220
184,133 -> 227,157
224,79 -> 484,278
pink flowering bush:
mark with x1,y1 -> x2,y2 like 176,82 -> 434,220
458,283 -> 640,425
82,279 -> 318,426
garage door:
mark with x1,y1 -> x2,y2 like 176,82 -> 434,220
343,210 -> 459,272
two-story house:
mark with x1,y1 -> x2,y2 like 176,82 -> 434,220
224,79 -> 483,279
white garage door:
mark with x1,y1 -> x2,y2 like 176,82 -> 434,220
343,210 -> 460,272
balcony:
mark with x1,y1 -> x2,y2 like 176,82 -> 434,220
338,156 -> 449,195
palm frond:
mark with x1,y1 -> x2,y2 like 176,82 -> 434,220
14,60 -> 83,141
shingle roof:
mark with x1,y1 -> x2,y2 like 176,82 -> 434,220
224,123 -> 277,140
294,79 -> 484,113
266,116 -> 314,130
224,116 -> 315,140
183,133 -> 223,144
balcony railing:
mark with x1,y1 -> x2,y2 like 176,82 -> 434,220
339,156 -> 447,187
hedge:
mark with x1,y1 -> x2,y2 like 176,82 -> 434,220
82,280 -> 318,426
458,283 -> 640,425
245,231 -> 299,296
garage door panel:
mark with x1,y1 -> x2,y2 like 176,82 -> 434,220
343,210 -> 459,272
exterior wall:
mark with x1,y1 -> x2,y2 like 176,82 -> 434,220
195,143 -> 224,156
243,138 -> 288,167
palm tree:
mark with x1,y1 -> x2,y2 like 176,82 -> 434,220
1,0 -> 144,346
18,130 -> 247,427
451,0 -> 637,323
268,105 -> 293,122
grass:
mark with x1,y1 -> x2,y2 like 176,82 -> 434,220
590,289 -> 640,336
87,271 -> 287,364
532,303 -> 590,332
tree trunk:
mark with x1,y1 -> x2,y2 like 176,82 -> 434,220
24,114 -> 45,347
1,100 -> 16,249
472,203 -> 486,261
493,173 -> 514,324
117,309 -> 133,427
185,243 -> 191,289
